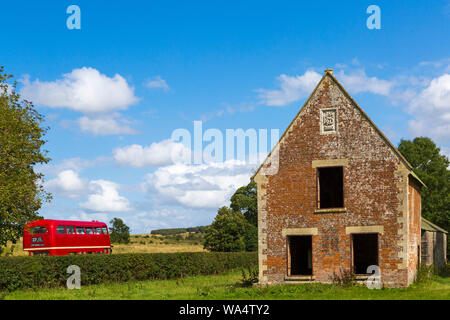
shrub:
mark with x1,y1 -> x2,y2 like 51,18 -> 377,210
109,218 -> 130,244
203,207 -> 248,252
415,264 -> 434,284
437,263 -> 450,277
332,268 -> 356,287
240,266 -> 259,287
0,252 -> 257,292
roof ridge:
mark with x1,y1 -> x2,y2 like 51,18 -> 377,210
253,69 -> 426,187
422,217 -> 448,234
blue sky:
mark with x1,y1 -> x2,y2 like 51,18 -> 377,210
1,1 -> 449,233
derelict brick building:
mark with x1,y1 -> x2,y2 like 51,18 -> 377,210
253,69 -> 428,288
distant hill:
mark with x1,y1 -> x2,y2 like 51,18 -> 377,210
150,226 -> 207,236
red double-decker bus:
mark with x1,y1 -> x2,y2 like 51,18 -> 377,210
23,219 -> 112,256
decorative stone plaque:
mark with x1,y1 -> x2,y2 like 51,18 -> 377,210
320,108 -> 337,134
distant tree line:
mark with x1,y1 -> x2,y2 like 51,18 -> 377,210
151,226 -> 207,236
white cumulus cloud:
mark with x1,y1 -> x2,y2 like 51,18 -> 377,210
257,70 -> 322,106
113,139 -> 191,168
145,76 -> 170,92
80,180 -> 132,212
407,73 -> 450,143
68,211 -> 110,224
337,69 -> 394,96
78,114 -> 138,135
20,67 -> 139,113
142,160 -> 254,209
45,170 -> 86,198
37,157 -> 110,176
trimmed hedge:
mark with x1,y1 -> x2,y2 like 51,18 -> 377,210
0,252 -> 257,292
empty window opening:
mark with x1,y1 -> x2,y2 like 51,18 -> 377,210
352,233 -> 378,274
288,236 -> 312,276
318,166 -> 344,208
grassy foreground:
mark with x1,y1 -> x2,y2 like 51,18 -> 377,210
3,270 -> 449,300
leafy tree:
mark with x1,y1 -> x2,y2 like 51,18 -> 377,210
204,179 -> 259,252
398,137 -> 449,234
0,67 -> 51,247
109,218 -> 130,244
243,223 -> 258,252
230,180 -> 257,226
204,207 -> 249,252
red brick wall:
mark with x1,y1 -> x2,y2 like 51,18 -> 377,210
256,73 -> 414,287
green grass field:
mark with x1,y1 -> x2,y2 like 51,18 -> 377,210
3,270 -> 449,300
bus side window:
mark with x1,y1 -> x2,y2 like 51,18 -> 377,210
94,227 -> 102,235
85,227 -> 94,235
56,225 -> 66,234
67,226 -> 75,234
76,227 -> 85,235
102,227 -> 108,234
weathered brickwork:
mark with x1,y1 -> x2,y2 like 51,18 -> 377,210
254,70 -> 423,288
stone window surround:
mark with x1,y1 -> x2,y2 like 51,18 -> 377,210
313,159 -> 348,213
346,225 -> 384,235
283,228 -> 317,280
312,158 -> 349,168
348,227 -> 383,276
282,226 -> 383,280
282,227 -> 319,237
282,226 -> 384,237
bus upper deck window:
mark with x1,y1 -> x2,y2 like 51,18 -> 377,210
76,227 -> 85,235
56,225 -> 66,234
102,227 -> 108,234
85,227 -> 94,234
94,227 -> 102,235
67,226 -> 75,234
29,227 -> 48,234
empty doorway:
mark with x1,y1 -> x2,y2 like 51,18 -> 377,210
352,233 -> 378,274
288,236 -> 312,276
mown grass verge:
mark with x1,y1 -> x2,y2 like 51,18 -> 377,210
3,270 -> 449,300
